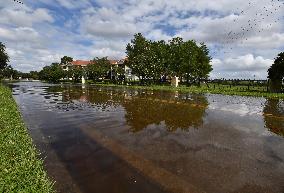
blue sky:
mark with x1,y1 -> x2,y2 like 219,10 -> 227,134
0,0 -> 284,79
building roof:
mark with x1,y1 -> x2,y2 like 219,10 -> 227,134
69,58 -> 127,66
71,60 -> 93,66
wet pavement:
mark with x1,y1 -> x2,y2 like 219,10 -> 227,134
10,82 -> 284,193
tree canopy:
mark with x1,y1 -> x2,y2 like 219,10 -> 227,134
0,42 -> 9,70
60,56 -> 73,64
125,33 -> 150,81
39,63 -> 65,82
268,52 -> 284,80
125,33 -> 212,85
86,57 -> 111,81
268,52 -> 284,93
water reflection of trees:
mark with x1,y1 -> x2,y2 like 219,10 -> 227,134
122,92 -> 208,132
263,99 -> 284,136
47,85 -> 209,132
61,86 -> 127,109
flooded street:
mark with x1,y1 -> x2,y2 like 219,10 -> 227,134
11,82 -> 284,193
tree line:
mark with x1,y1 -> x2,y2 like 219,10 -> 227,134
38,57 -> 114,83
0,36 -> 283,92
125,33 -> 212,85
37,33 -> 213,85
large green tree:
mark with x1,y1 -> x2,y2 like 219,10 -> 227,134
29,71 -> 39,80
1,65 -> 18,79
39,63 -> 65,82
168,37 -> 185,77
68,66 -> 83,82
268,52 -> 284,93
112,64 -> 125,83
125,33 -> 212,86
0,42 -> 9,71
147,40 -> 168,83
192,43 -> 212,86
60,56 -> 73,64
86,57 -> 110,81
179,39 -> 200,85
167,38 -> 212,86
125,33 -> 151,83
126,34 -> 171,84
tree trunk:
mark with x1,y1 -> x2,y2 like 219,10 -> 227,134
205,80 -> 210,88
269,79 -> 282,93
186,74 -> 190,87
197,78 -> 201,87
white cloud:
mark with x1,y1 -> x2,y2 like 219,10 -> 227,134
0,8 -> 53,27
213,54 -> 272,71
6,47 -> 62,72
244,33 -> 284,48
81,7 -> 140,38
89,47 -> 124,59
210,54 -> 273,79
32,0 -> 92,9
147,29 -> 172,41
0,0 -> 283,78
0,27 -> 40,42
55,0 -> 92,9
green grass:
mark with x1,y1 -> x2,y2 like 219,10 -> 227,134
91,82 -> 284,99
0,85 -> 55,193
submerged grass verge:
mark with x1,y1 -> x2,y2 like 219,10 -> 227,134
92,83 -> 284,99
0,85 -> 54,193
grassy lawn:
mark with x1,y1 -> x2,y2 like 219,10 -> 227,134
0,85 -> 54,193
92,82 -> 284,99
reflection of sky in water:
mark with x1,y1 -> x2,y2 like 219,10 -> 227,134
207,95 -> 266,116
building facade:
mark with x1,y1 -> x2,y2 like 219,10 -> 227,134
61,58 -> 138,81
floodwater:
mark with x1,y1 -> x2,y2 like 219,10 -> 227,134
10,81 -> 284,193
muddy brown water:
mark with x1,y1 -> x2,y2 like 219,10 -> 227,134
10,81 -> 284,193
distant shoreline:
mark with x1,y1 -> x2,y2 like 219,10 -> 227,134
4,80 -> 284,99
89,83 -> 284,99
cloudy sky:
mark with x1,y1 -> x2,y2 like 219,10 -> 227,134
0,0 -> 284,79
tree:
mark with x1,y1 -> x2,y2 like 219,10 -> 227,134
1,65 -> 18,79
112,64 -> 125,83
126,34 -> 171,84
69,66 -> 83,82
17,72 -> 30,79
147,40 -> 168,83
168,37 -> 184,78
60,56 -> 73,64
0,42 -> 9,71
192,43 -> 212,86
179,39 -> 199,85
268,52 -> 284,93
168,38 -> 212,86
86,57 -> 110,82
125,33 -> 213,86
29,71 -> 39,80
125,33 -> 151,84
39,63 -> 65,82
